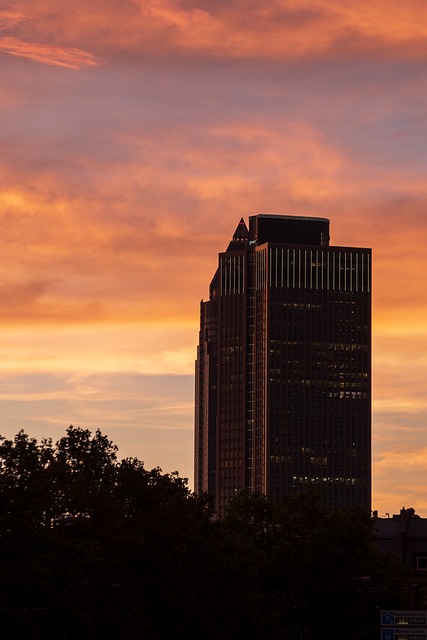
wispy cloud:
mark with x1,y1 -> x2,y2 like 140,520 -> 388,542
373,447 -> 427,515
0,36 -> 102,69
133,0 -> 209,27
125,0 -> 427,60
2,0 -> 427,64
0,5 -> 27,31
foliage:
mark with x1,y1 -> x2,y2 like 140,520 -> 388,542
0,427 -> 406,639
223,491 -> 407,639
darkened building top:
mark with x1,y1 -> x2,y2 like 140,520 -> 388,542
376,508 -> 427,548
249,214 -> 330,247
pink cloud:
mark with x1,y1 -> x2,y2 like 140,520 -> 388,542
0,36 -> 102,69
0,6 -> 27,31
133,0 -> 209,27
3,0 -> 427,63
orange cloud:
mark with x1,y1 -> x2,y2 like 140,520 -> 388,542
0,36 -> 102,69
133,0 -> 210,27
0,324 -> 195,375
116,0 -> 427,61
3,0 -> 427,63
0,6 -> 27,31
136,0 -> 427,60
373,448 -> 427,515
0,109 -> 425,329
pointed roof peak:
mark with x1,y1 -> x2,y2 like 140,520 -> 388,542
233,218 -> 249,240
226,218 -> 249,252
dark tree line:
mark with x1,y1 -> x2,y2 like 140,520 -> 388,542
0,427 -> 406,639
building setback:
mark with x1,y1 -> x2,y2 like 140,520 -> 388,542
195,214 -> 371,517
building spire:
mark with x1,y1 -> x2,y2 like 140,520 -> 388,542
233,218 -> 249,241
226,218 -> 249,251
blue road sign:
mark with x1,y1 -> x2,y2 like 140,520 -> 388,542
381,611 -> 427,627
382,612 -> 395,626
380,629 -> 427,640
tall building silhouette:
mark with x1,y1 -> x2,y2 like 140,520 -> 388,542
195,214 -> 371,516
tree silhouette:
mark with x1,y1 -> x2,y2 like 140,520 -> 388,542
0,427 -> 407,639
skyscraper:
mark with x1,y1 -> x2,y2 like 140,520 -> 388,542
195,214 -> 371,517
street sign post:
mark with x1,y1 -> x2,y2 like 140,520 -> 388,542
381,630 -> 427,640
381,611 -> 427,639
382,612 -> 427,627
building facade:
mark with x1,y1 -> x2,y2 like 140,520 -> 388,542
195,214 -> 371,517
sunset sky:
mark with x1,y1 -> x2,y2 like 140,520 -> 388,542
1,0 -> 427,515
